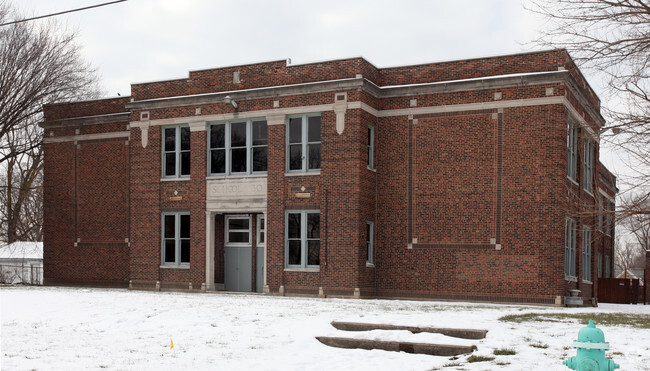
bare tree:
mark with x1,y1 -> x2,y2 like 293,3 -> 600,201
614,236 -> 645,276
0,2 -> 101,243
528,0 -> 650,202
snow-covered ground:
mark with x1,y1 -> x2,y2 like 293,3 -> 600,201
1,286 -> 648,370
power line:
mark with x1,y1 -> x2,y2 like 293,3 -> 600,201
0,0 -> 128,27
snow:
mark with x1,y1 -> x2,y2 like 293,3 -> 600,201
0,242 -> 43,260
1,286 -> 649,370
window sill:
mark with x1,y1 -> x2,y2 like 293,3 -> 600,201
160,265 -> 190,269
366,262 -> 375,268
583,280 -> 593,285
584,189 -> 595,199
366,166 -> 376,173
284,267 -> 320,272
206,174 -> 267,180
160,177 -> 191,182
285,171 -> 321,177
565,276 -> 577,282
567,177 -> 579,187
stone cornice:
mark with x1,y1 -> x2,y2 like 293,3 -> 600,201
39,112 -> 130,129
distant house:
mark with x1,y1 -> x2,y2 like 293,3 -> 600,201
616,268 -> 645,285
0,242 -> 43,284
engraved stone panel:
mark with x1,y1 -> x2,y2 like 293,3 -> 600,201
206,177 -> 267,211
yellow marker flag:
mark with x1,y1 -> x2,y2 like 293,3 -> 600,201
170,338 -> 174,349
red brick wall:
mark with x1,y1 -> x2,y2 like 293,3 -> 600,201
42,50 -> 613,303
42,124 -> 130,286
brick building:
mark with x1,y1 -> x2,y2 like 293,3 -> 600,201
41,49 -> 617,305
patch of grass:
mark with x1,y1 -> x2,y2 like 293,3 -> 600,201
495,361 -> 510,366
493,348 -> 516,356
530,343 -> 549,349
442,362 -> 463,367
467,355 -> 495,363
499,312 -> 650,328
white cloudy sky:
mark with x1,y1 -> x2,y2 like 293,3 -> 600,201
7,0 -> 629,177
11,0 -> 546,96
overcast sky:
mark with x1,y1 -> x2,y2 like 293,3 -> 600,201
11,0 -> 546,96
7,0 -> 627,175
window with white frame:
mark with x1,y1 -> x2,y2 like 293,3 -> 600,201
287,115 -> 321,172
598,194 -> 605,232
225,216 -> 251,245
567,121 -> 578,180
565,217 -> 576,278
367,125 -> 375,169
366,221 -> 374,264
605,255 -> 611,278
162,212 -> 190,265
163,126 -> 191,178
209,119 -> 267,175
605,200 -> 615,236
257,215 -> 265,246
598,252 -> 603,278
286,210 -> 320,268
582,226 -> 592,282
583,139 -> 594,192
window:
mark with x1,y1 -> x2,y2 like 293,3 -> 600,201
567,121 -> 578,180
257,215 -> 265,246
366,221 -> 374,264
565,217 -> 576,278
605,200 -> 615,236
225,216 -> 251,245
163,126 -> 190,178
209,120 -> 267,175
598,194 -> 605,232
286,211 -> 320,268
605,255 -> 611,278
162,212 -> 190,266
367,125 -> 375,169
598,252 -> 603,278
582,226 -> 592,282
287,115 -> 321,172
583,139 -> 594,192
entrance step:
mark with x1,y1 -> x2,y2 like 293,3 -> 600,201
330,321 -> 488,340
316,336 -> 475,357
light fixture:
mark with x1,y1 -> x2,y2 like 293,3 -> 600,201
224,95 -> 238,109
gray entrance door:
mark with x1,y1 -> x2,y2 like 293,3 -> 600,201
224,216 -> 252,292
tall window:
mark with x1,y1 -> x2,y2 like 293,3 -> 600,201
366,221 -> 374,264
605,255 -> 611,278
565,217 -> 576,278
567,121 -> 578,180
163,126 -> 190,178
286,211 -> 320,268
367,125 -> 375,169
209,120 -> 267,175
598,252 -> 603,278
598,194 -> 605,232
287,115 -> 321,172
162,212 -> 190,266
605,200 -> 615,236
583,139 -> 594,192
582,226 -> 592,282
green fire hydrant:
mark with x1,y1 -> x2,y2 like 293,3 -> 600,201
563,319 -> 619,371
